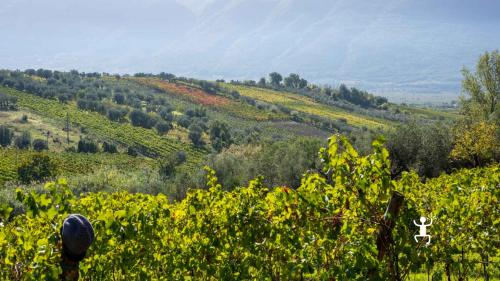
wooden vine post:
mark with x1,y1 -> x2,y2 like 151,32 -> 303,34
376,191 -> 404,279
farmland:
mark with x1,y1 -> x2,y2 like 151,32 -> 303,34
0,148 -> 153,185
133,77 -> 288,121
0,86 -> 205,167
223,84 -> 391,128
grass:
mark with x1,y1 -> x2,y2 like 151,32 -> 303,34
0,110 -> 82,152
223,84 -> 391,129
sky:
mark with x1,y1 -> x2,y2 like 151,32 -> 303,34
1,0 -> 499,102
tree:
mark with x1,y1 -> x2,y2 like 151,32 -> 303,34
113,93 -> 125,104
33,139 -> 48,151
77,139 -> 99,153
17,154 -> 58,184
158,153 -> 178,179
107,108 -> 128,122
258,77 -> 266,87
269,72 -> 283,87
209,121 -> 232,152
14,131 -> 32,149
450,121 -> 498,166
460,50 -> 499,124
156,121 -> 173,135
102,141 -> 118,153
130,109 -> 157,129
452,50 -> 500,165
284,73 -> 308,89
386,121 -> 453,177
0,125 -> 12,147
188,124 -> 204,147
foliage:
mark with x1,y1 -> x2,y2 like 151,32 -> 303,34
386,120 -> 453,177
102,142 -> 118,154
209,121 -> 232,152
269,72 -> 283,86
460,50 -> 499,124
0,125 -> 13,147
223,84 -> 388,129
188,123 -> 204,147
155,121 -> 173,135
450,121 -> 499,166
77,139 -> 99,154
130,109 -> 157,129
452,50 -> 500,166
32,139 -> 48,152
17,154 -> 58,184
0,147 -> 153,185
14,131 -> 32,149
0,86 -> 204,167
0,139 -> 498,280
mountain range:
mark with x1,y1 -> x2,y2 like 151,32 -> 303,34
1,0 -> 499,102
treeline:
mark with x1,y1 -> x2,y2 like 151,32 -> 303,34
228,72 -> 388,109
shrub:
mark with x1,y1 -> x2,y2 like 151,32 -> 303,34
14,131 -> 32,149
188,124 -> 204,147
155,121 -> 173,135
127,146 -> 138,157
130,109 -> 158,129
77,139 -> 99,153
107,108 -> 128,122
33,139 -> 48,151
17,154 -> 57,183
102,141 -> 118,153
0,125 -> 13,147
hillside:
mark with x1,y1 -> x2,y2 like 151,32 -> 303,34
0,69 -> 459,190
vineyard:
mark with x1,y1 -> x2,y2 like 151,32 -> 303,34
0,87 -> 205,167
223,84 -> 390,129
0,136 -> 497,280
0,148 -> 153,185
133,78 -> 288,121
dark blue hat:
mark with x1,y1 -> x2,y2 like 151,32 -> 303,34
61,214 -> 94,257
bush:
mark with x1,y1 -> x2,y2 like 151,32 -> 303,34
176,150 -> 187,164
14,131 -> 32,149
155,121 -> 173,135
77,139 -> 99,153
130,109 -> 158,129
158,154 -> 178,179
113,93 -> 125,104
33,139 -> 48,151
127,146 -> 138,157
177,116 -> 191,128
209,121 -> 232,152
17,154 -> 58,183
188,124 -> 204,147
102,141 -> 118,153
107,108 -> 128,122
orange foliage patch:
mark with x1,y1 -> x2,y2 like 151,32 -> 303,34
134,78 -> 231,107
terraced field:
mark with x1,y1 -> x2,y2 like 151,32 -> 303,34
224,84 -> 390,129
0,87 -> 205,167
132,78 -> 288,121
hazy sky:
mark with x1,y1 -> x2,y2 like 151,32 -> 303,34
1,0 -> 499,100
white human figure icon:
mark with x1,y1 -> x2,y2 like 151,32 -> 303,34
414,217 -> 432,245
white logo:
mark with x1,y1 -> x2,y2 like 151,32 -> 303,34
414,217 -> 432,245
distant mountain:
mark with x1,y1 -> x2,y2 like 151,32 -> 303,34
1,0 -> 499,102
